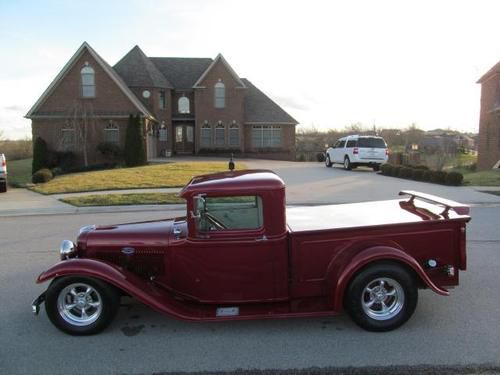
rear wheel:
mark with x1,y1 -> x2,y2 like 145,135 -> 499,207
325,155 -> 332,168
343,157 -> 352,170
45,276 -> 120,335
345,263 -> 418,331
0,180 -> 7,193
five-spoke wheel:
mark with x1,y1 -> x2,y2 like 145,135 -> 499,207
45,276 -> 119,335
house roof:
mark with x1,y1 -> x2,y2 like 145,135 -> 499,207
25,42 -> 153,119
477,60 -> 500,84
149,57 -> 213,89
242,79 -> 298,125
193,53 -> 246,88
114,46 -> 173,89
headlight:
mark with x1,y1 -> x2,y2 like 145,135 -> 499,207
60,240 -> 77,259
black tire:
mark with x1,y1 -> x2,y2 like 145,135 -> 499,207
344,262 -> 418,332
343,157 -> 352,170
372,165 -> 380,171
45,276 -> 120,335
0,180 -> 6,193
325,155 -> 332,168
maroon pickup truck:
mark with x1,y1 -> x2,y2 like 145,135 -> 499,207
33,170 -> 470,335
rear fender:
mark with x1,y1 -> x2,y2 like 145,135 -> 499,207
36,259 -> 194,321
328,246 -> 449,312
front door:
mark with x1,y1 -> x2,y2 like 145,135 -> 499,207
175,124 -> 194,154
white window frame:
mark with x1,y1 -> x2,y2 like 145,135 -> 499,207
229,123 -> 239,146
214,82 -> 225,108
215,122 -> 225,146
252,125 -> 282,147
61,128 -> 75,151
178,96 -> 190,114
159,90 -> 166,109
81,65 -> 95,98
201,123 -> 212,147
104,121 -> 119,144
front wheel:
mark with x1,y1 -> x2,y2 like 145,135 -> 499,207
0,180 -> 7,193
345,263 -> 418,332
325,155 -> 332,168
343,157 -> 352,170
45,276 -> 120,335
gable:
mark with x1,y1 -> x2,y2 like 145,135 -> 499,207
149,57 -> 213,89
193,54 -> 246,88
26,42 -> 153,119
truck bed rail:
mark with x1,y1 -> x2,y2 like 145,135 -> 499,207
399,190 -> 470,216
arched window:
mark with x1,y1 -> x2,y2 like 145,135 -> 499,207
201,122 -> 212,147
215,121 -> 225,146
81,65 -> 95,98
178,96 -> 190,114
229,122 -> 239,146
214,82 -> 225,108
104,121 -> 119,144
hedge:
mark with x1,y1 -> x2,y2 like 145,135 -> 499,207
380,164 -> 463,186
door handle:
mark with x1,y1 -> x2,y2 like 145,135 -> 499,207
255,235 -> 268,242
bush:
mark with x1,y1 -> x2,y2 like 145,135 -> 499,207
32,137 -> 50,174
412,168 -> 426,181
391,165 -> 401,177
97,142 -> 122,162
398,167 -> 413,179
413,165 -> 429,170
445,171 -> 463,186
297,153 -> 306,162
422,170 -> 433,182
50,167 -> 63,176
380,164 -> 393,175
32,168 -> 53,183
431,171 -> 447,184
316,152 -> 326,162
50,151 -> 78,171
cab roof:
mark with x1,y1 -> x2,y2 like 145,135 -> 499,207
179,169 -> 285,198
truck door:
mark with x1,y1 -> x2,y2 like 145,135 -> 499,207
169,195 -> 289,303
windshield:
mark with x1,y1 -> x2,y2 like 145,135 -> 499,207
358,137 -> 386,148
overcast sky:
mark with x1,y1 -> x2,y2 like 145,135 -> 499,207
1,0 -> 499,139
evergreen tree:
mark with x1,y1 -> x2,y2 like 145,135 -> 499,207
124,114 -> 147,167
32,137 -> 50,174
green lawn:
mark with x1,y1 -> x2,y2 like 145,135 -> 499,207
61,192 -> 184,207
6,158 -> 32,187
462,170 -> 500,186
32,162 -> 246,194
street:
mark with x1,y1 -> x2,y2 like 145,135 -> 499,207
1,163 -> 500,374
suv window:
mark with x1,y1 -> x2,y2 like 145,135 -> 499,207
338,140 -> 346,148
346,140 -> 357,148
358,137 -> 386,148
199,196 -> 263,231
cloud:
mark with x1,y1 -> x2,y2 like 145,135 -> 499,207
4,105 -> 25,112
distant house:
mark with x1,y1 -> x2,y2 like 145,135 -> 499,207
25,42 -> 298,165
477,60 -> 500,169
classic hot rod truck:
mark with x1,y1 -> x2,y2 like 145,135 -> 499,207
33,170 -> 470,335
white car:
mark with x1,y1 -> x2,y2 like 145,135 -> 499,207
325,135 -> 388,171
0,153 -> 7,193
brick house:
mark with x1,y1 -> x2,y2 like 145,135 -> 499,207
26,42 -> 298,165
477,60 -> 500,169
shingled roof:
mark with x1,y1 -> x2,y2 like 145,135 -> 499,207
242,79 -> 298,124
477,60 -> 500,84
114,46 -> 173,89
149,57 -> 213,89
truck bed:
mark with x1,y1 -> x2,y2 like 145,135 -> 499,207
286,198 -> 468,233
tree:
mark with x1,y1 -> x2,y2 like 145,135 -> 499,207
124,114 -> 147,167
32,137 -> 50,173
63,100 -> 97,167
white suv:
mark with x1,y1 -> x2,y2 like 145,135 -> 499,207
0,153 -> 7,192
325,135 -> 388,171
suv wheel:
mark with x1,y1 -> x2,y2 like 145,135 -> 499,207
343,157 -> 352,170
0,180 -> 6,193
325,155 -> 332,168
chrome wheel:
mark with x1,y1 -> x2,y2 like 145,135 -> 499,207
361,277 -> 404,321
57,283 -> 103,326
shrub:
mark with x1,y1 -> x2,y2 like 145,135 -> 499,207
431,171 -> 447,184
50,151 -> 78,171
445,171 -> 464,186
316,152 -> 326,162
32,168 -> 53,183
297,153 -> 306,162
398,167 -> 413,179
412,168 -> 426,181
124,114 -> 147,167
97,142 -> 122,162
380,164 -> 393,175
50,167 -> 63,176
413,165 -> 429,170
422,170 -> 433,182
32,137 -> 50,174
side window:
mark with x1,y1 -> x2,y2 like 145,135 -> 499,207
198,196 -> 263,232
338,140 -> 346,148
346,140 -> 356,148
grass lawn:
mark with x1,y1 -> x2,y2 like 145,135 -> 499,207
32,162 -> 246,194
461,169 -> 500,186
61,192 -> 184,207
6,158 -> 32,187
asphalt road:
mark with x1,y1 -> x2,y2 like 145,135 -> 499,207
0,204 -> 499,375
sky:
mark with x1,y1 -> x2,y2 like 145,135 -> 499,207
0,0 -> 499,139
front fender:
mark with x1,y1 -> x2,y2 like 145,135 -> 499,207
36,259 -> 199,321
330,246 -> 449,312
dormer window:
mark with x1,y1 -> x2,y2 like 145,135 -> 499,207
80,65 -> 95,98
178,96 -> 190,114
214,81 -> 225,108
